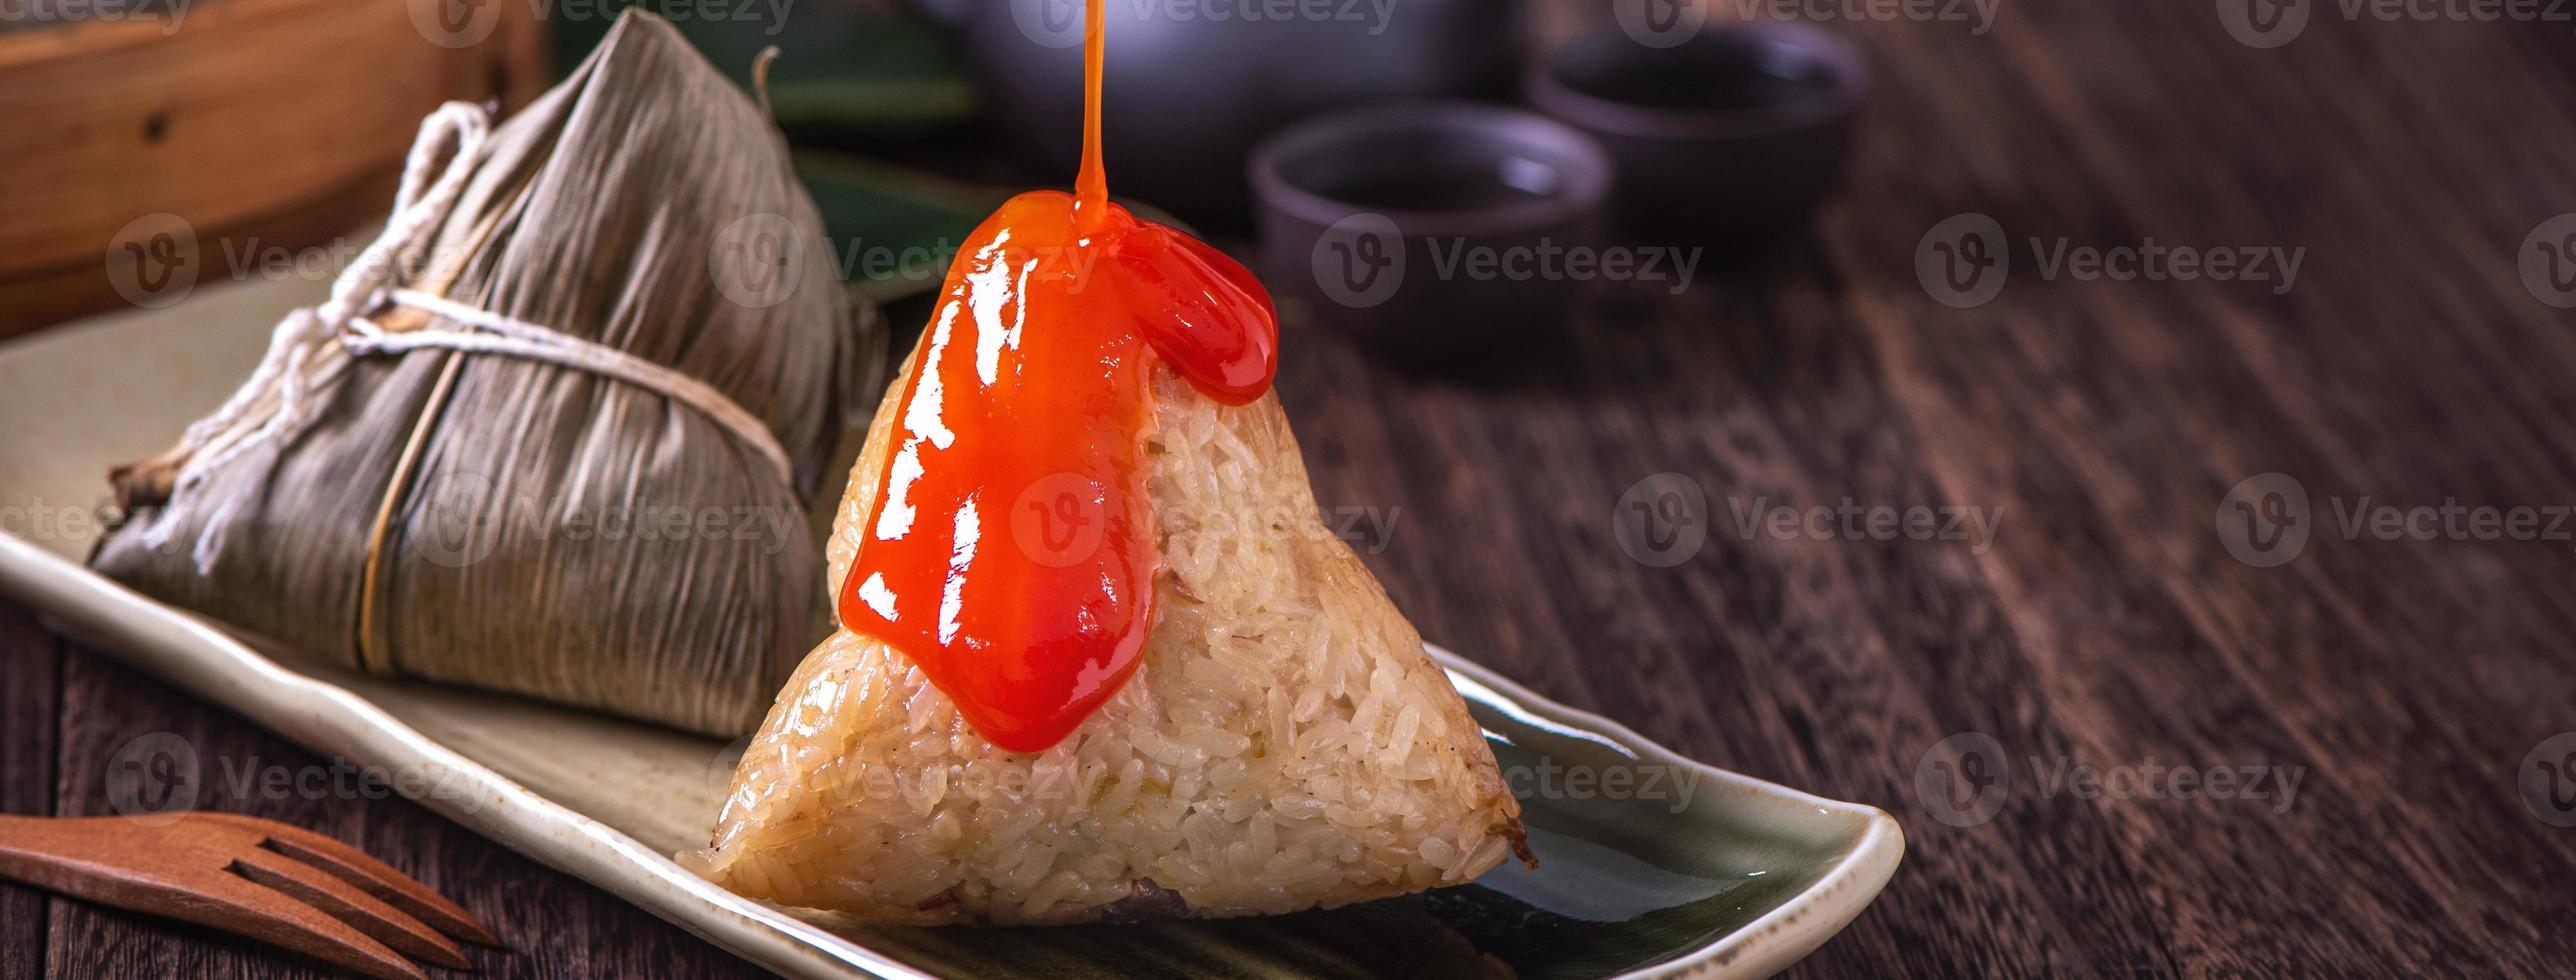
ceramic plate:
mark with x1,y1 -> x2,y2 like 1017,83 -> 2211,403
0,277 -> 1902,979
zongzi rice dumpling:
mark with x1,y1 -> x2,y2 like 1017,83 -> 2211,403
687,349 -> 1530,923
89,11 -> 863,736
684,0 -> 1525,923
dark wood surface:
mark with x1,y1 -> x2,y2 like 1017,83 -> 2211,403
0,601 -> 777,980
10,2 -> 2576,978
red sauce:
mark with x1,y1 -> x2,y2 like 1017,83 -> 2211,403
837,0 -> 1278,753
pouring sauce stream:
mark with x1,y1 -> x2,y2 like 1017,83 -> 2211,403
837,0 -> 1279,752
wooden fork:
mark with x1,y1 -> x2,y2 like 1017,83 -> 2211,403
0,811 -> 499,980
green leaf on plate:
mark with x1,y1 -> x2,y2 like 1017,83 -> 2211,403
552,3 -> 974,135
796,151 -> 1009,304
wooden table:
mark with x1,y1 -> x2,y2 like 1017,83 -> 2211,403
10,2 -> 2576,977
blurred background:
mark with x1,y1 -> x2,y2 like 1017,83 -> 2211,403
0,0 -> 1869,367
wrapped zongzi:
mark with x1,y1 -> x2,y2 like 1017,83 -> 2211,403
91,11 -> 864,736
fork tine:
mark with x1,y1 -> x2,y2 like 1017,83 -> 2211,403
231,849 -> 471,970
196,812 -> 500,945
192,872 -> 430,980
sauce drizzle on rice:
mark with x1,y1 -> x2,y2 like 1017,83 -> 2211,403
837,0 -> 1278,752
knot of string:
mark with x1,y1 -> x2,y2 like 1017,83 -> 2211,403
141,101 -> 794,574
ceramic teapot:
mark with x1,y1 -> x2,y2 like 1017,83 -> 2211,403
914,0 -> 1524,221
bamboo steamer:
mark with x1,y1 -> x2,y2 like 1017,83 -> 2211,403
0,0 -> 547,337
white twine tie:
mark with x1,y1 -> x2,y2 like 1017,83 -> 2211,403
141,101 -> 796,574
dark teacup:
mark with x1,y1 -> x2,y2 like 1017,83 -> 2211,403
1248,103 -> 1612,368
1529,22 -> 1866,246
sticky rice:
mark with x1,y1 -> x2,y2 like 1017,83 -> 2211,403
682,360 -> 1525,925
